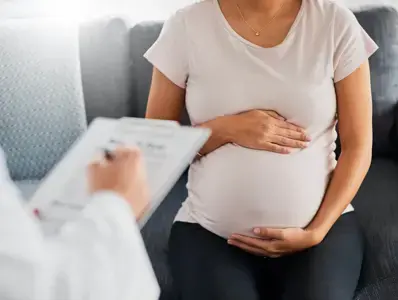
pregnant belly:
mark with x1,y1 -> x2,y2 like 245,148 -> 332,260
185,144 -> 335,238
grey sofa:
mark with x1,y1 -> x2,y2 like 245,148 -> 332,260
133,7 -> 398,300
1,5 -> 398,300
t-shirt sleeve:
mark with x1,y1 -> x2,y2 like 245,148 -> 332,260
144,11 -> 189,89
333,5 -> 378,83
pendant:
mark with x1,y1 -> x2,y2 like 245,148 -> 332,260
255,32 -> 260,36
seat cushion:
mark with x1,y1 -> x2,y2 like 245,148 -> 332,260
14,180 -> 41,201
356,277 -> 398,300
353,159 -> 398,298
0,18 -> 86,181
141,172 -> 188,300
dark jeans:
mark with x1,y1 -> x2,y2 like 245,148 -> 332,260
168,212 -> 364,300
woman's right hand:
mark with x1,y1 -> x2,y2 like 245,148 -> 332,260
87,147 -> 149,220
228,110 -> 311,154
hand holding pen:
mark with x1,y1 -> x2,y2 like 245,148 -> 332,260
87,147 -> 150,220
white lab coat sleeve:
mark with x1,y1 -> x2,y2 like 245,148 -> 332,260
50,192 -> 160,300
0,149 -> 159,300
0,149 -> 48,300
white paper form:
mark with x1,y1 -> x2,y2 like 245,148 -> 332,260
28,117 -> 210,235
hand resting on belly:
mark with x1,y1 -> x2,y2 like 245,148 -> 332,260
192,109 -> 324,257
197,109 -> 311,156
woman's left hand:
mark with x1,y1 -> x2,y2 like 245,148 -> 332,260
228,227 -> 324,257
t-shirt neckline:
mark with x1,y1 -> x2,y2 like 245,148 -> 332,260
213,0 -> 305,50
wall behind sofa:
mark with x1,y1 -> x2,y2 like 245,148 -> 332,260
1,0 -> 397,23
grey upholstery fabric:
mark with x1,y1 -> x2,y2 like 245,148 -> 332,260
356,277 -> 398,300
141,172 -> 188,300
130,22 -> 163,119
355,7 -> 398,158
15,180 -> 40,201
352,8 -> 398,298
353,159 -> 398,299
80,17 -> 135,123
0,19 -> 86,181
129,22 -> 191,125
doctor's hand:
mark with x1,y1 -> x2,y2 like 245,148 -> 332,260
228,227 -> 323,257
87,147 -> 149,220
229,110 -> 311,154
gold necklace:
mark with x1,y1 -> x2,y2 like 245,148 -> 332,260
236,1 -> 286,36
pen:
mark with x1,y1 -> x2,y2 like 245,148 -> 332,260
33,208 -> 41,220
104,149 -> 114,161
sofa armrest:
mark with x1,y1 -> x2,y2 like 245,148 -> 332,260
355,276 -> 398,300
0,19 -> 86,181
352,159 -> 398,298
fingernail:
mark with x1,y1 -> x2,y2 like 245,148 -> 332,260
227,239 -> 232,244
254,228 -> 260,234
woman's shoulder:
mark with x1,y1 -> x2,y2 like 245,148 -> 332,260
171,0 -> 215,23
162,0 -> 219,37
306,0 -> 358,26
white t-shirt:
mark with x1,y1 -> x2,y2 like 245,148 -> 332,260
144,0 -> 378,238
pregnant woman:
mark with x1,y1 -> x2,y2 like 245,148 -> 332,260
145,0 -> 377,299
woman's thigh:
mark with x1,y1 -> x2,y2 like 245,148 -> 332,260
281,212 -> 364,300
168,222 -> 265,300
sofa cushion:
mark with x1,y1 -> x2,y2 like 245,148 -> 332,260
352,159 -> 398,297
354,7 -> 398,158
130,21 -> 163,119
80,17 -> 134,123
356,277 -> 398,300
129,21 -> 191,125
0,19 -> 86,181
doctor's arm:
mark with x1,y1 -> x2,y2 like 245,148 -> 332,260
0,148 -> 158,300
0,149 -> 48,300
48,148 -> 158,300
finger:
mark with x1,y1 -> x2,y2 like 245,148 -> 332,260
231,235 -> 284,255
261,142 -> 292,154
113,146 -> 141,161
87,160 -> 104,173
274,128 -> 311,142
268,240 -> 292,252
261,239 -> 290,254
229,239 -> 282,258
113,145 -> 140,155
230,234 -> 267,249
253,228 -> 285,240
228,239 -> 271,257
271,135 -> 308,149
272,119 -> 306,133
86,161 -> 102,191
266,110 -> 285,121
109,147 -> 129,160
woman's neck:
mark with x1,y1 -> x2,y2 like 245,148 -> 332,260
237,0 -> 290,16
